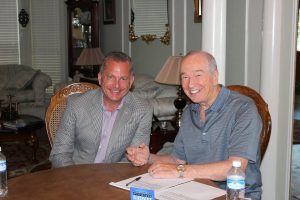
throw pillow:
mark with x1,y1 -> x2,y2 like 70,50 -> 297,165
133,86 -> 162,99
5,65 -> 39,90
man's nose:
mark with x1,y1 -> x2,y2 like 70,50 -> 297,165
113,79 -> 120,88
188,77 -> 196,88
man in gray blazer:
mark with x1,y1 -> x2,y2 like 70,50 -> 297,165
50,52 -> 153,167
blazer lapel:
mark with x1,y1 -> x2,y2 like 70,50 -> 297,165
88,90 -> 104,149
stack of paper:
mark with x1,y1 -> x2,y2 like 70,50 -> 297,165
109,173 -> 226,200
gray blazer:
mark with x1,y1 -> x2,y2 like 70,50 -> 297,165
49,89 -> 153,168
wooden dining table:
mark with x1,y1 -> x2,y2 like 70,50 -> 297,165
4,163 -> 225,200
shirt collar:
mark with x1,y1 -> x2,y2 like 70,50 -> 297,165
101,93 -> 124,111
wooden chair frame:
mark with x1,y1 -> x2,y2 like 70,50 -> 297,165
227,85 -> 272,160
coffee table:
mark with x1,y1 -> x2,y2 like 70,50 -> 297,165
0,114 -> 44,163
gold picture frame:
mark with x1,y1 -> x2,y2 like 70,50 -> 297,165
194,0 -> 202,23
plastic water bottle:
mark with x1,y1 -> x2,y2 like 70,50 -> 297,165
226,160 -> 245,200
0,147 -> 7,197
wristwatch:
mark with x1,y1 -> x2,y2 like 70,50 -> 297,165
177,164 -> 185,178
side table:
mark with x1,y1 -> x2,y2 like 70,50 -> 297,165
149,121 -> 178,153
0,114 -> 44,163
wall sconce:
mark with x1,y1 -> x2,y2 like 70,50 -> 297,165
18,9 -> 29,27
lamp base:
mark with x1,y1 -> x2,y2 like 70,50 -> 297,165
172,109 -> 183,128
173,86 -> 186,128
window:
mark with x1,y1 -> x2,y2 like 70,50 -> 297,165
0,0 -> 19,64
133,0 -> 168,37
31,0 -> 66,93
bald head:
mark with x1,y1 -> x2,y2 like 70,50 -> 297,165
182,51 -> 218,73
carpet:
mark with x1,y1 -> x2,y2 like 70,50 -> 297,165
0,128 -> 51,179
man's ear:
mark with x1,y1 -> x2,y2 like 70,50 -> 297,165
130,74 -> 135,87
97,72 -> 102,86
213,69 -> 219,85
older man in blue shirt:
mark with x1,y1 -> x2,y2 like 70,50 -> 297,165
127,50 -> 262,200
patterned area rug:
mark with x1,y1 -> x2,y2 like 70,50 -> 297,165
0,128 -> 51,179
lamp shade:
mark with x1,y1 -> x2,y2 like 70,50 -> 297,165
155,56 -> 182,85
75,48 -> 104,66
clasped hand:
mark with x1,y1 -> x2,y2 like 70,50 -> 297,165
126,144 -> 182,178
126,143 -> 150,166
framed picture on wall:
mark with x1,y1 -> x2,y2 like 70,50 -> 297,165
194,0 -> 202,23
103,0 -> 116,24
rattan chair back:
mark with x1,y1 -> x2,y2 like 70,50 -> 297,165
45,82 -> 99,147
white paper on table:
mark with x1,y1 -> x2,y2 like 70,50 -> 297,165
109,173 -> 193,192
155,181 -> 226,200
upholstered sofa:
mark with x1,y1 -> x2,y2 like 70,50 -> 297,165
54,74 -> 178,121
0,64 -> 52,119
131,74 -> 178,121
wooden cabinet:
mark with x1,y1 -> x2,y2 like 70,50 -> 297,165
65,0 -> 100,78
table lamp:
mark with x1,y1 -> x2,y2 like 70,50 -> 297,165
155,55 -> 186,127
75,48 -> 104,78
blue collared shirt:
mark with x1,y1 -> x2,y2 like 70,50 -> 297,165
172,86 -> 262,199
94,96 -> 124,163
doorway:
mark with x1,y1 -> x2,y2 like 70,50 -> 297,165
291,3 -> 300,199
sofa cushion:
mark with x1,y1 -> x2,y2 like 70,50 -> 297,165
132,74 -> 178,98
0,65 -> 39,90
132,74 -> 154,90
133,85 -> 162,99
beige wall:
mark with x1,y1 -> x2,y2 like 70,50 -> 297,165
18,0 -> 32,66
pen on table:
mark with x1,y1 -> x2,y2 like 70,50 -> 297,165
126,176 -> 141,186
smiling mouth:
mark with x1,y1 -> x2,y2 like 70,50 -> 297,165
110,88 -> 121,93
190,88 -> 200,94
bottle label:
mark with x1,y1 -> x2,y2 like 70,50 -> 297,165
227,176 -> 245,190
0,161 -> 6,171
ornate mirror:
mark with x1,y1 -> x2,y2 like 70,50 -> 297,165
129,0 -> 170,45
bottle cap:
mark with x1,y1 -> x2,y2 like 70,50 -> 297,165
232,160 -> 241,167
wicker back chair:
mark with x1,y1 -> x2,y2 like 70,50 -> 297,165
45,82 -> 99,147
227,85 -> 272,160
